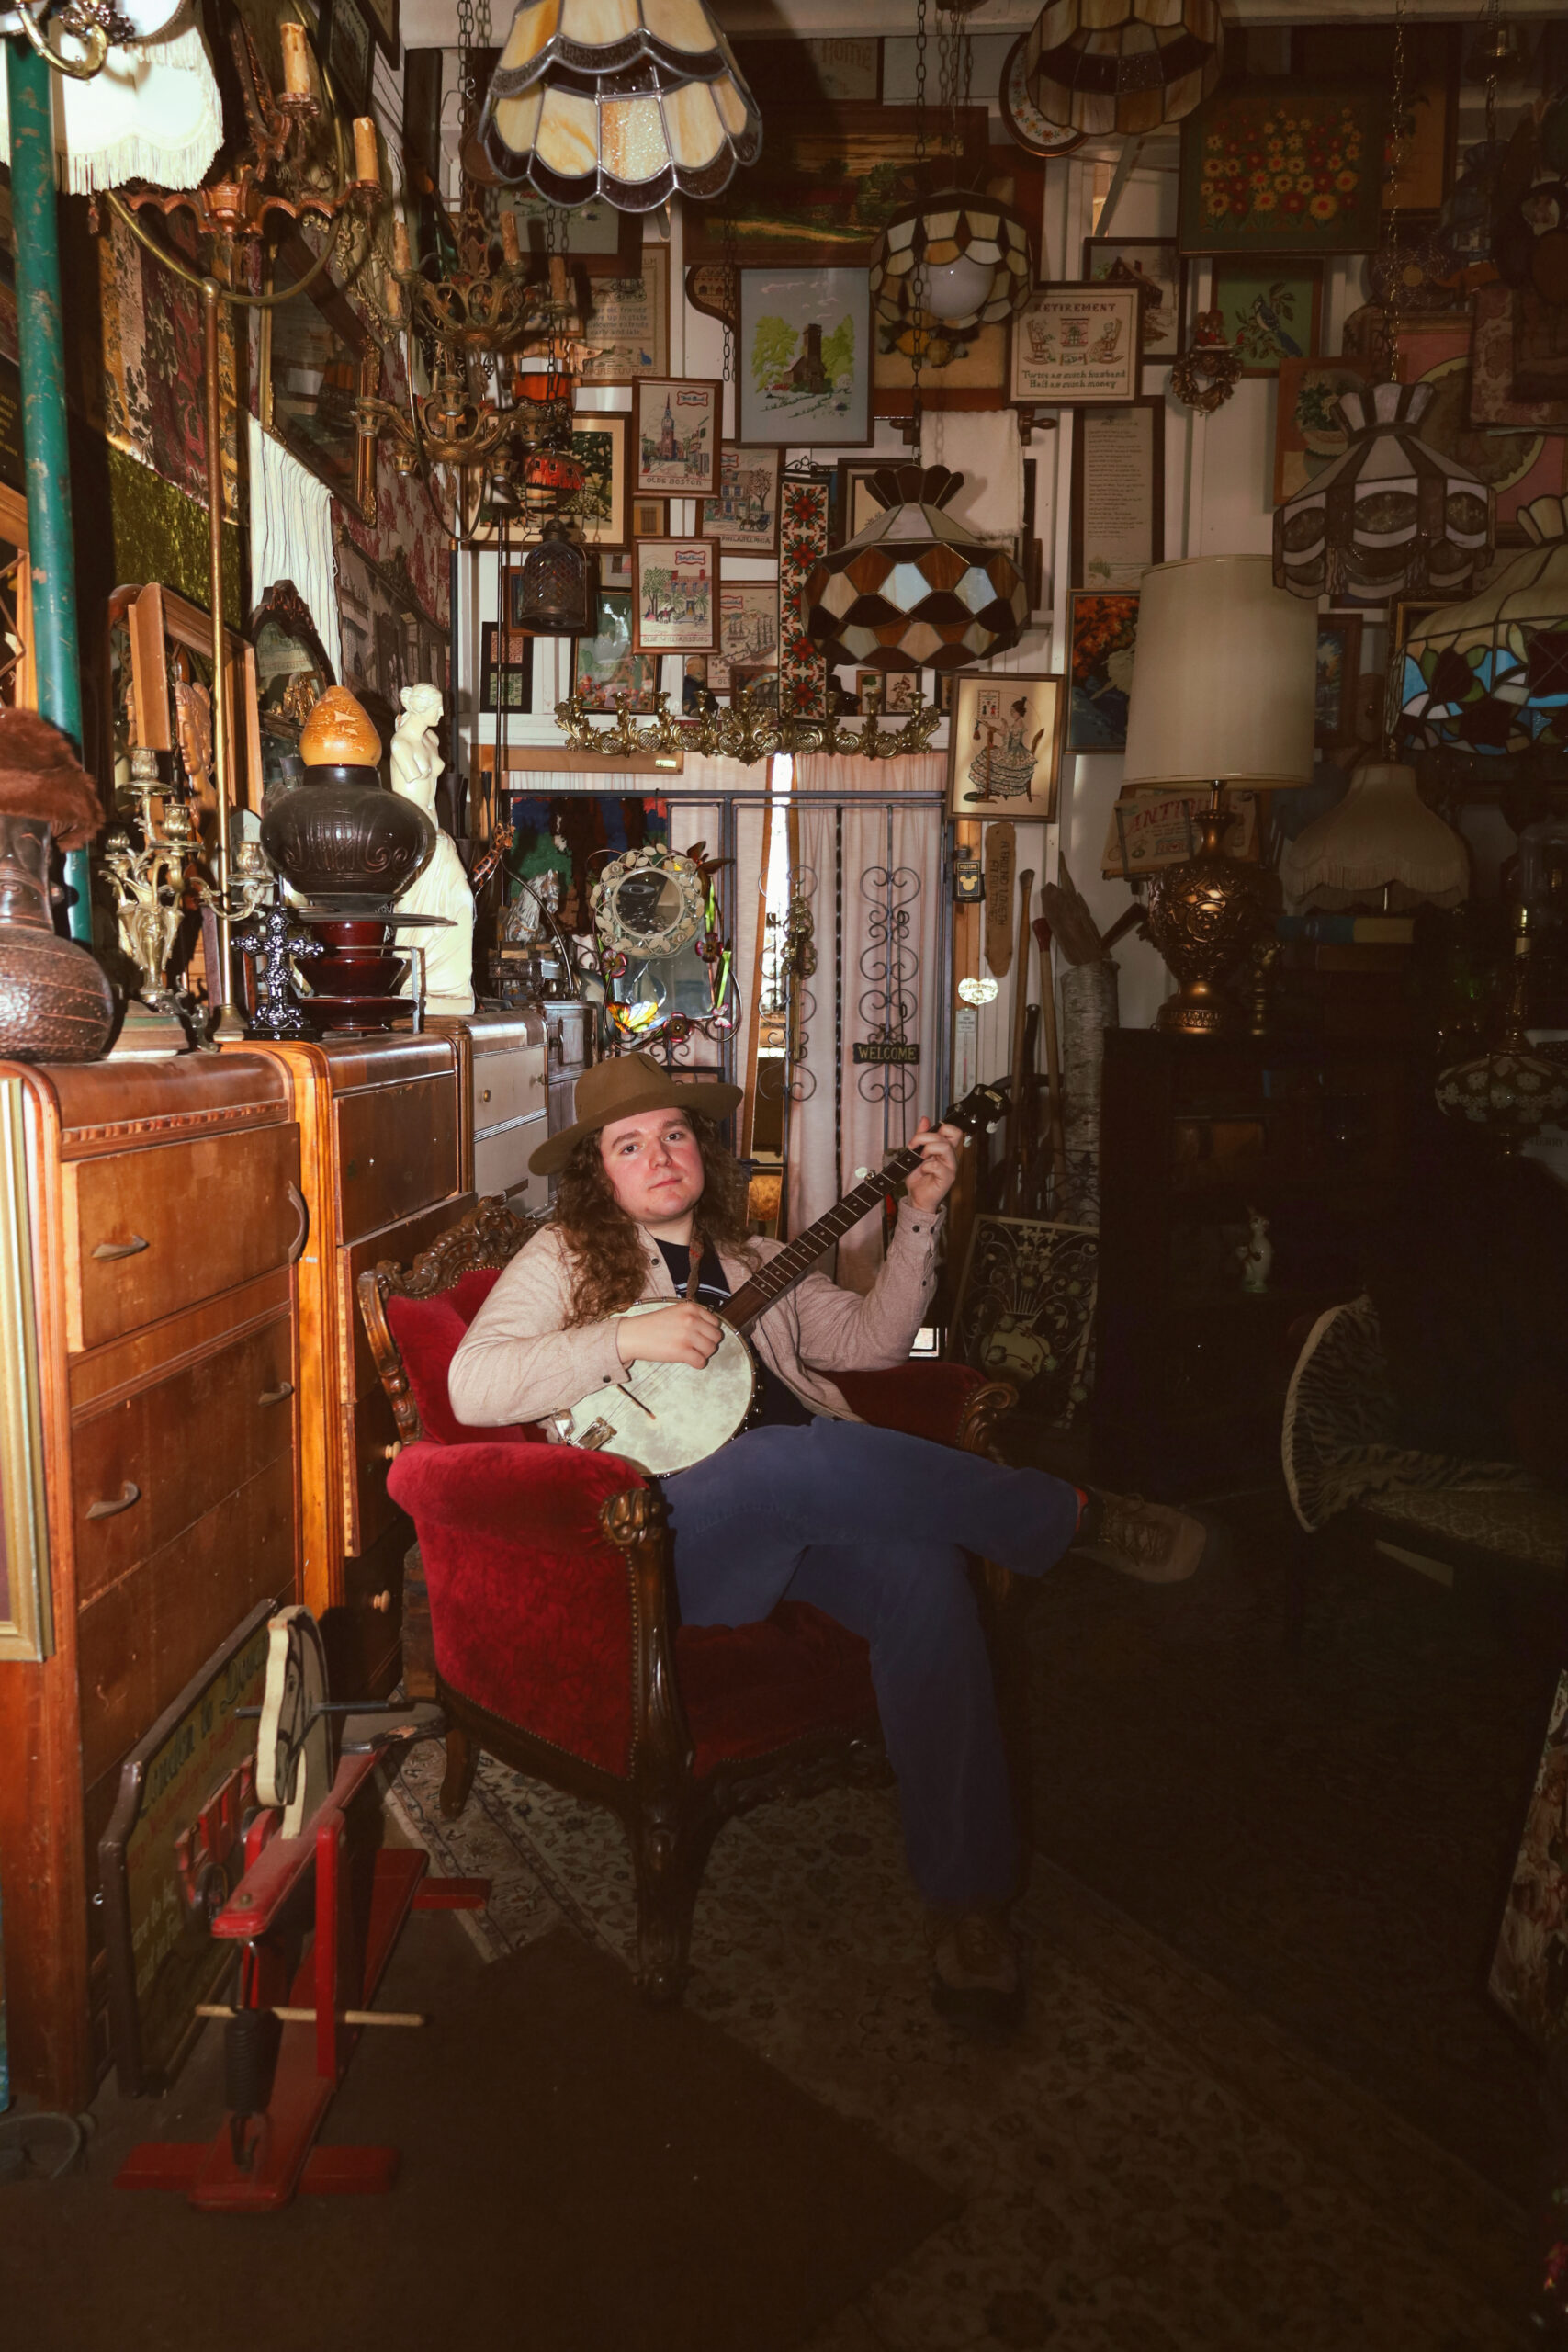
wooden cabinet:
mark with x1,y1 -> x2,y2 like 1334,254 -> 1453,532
0,1056 -> 302,2109
470,1009 -> 549,1213
1094,1031 -> 1422,1498
225,1035 -> 470,1696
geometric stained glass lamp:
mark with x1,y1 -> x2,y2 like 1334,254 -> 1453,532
801,465 -> 1029,676
479,0 -> 762,211
869,189 -> 1034,340
1395,494 -> 1568,756
1273,380 -> 1493,605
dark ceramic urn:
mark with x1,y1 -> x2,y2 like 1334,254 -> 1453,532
259,763 -> 435,913
0,812 -> 113,1063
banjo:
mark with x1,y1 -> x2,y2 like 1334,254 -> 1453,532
552,1080 -> 1009,1476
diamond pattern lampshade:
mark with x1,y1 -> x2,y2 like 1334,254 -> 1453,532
479,0 -> 762,210
801,466 -> 1028,674
1394,493 -> 1568,756
1021,0 -> 1224,139
1273,380 -> 1493,605
870,190 -> 1034,339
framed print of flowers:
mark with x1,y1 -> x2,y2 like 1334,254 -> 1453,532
1179,88 -> 1382,255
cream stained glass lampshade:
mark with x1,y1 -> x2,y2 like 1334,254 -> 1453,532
479,0 -> 762,211
1273,380 -> 1493,605
870,191 -> 1034,340
1021,0 -> 1224,139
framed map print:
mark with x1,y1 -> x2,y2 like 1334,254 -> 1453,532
633,379 -> 721,495
1010,284 -> 1140,407
633,537 -> 719,654
739,267 -> 872,447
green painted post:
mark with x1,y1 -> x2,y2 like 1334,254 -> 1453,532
7,39 -> 91,942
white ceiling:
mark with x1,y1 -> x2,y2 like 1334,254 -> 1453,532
402,0 -> 1568,46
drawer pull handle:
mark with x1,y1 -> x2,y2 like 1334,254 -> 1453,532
480,1087 -> 491,1102
259,1382 -> 295,1407
86,1481 -> 141,1521
285,1181 -> 309,1267
92,1235 -> 148,1261
371,1589 -> 393,1614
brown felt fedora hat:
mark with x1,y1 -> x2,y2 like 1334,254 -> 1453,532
529,1048 -> 743,1176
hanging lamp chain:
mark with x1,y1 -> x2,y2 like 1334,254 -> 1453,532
1383,0 -> 1409,382
910,0 -> 929,447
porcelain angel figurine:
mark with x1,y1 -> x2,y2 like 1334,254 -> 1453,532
389,683 -> 474,1014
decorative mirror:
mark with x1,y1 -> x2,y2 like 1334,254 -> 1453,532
254,579 -> 334,762
589,844 -> 736,1046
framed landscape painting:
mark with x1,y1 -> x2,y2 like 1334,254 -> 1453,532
633,537 -> 719,655
682,105 -> 988,265
739,267 -> 872,447
633,379 -> 721,496
1179,86 -> 1382,255
1066,591 -> 1140,753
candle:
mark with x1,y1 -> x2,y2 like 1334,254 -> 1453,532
353,116 -> 379,187
501,209 -> 521,266
279,19 -> 310,95
394,216 -> 412,272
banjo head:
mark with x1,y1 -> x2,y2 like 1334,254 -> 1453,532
566,1302 -> 759,1476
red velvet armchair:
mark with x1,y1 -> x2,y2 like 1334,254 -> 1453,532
359,1198 -> 1016,2005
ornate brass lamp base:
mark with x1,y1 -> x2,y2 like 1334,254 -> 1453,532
1145,791 -> 1270,1038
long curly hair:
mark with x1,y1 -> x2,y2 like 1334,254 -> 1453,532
554,1110 -> 756,1328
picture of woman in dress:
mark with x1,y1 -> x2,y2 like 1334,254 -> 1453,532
964,696 -> 1044,804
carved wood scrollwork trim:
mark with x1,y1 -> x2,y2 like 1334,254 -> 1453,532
356,1193 -> 547,1445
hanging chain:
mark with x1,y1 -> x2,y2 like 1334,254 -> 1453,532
721,210 -> 737,387
1484,0 -> 1500,162
1384,0 -> 1409,381
911,0 -> 929,447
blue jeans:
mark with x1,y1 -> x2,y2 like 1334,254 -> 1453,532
663,1419 -> 1084,1909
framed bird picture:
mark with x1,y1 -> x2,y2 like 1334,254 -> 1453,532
1207,259 -> 1324,377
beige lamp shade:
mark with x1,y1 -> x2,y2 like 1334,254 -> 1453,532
1122,555 -> 1316,789
1280,761 -> 1469,911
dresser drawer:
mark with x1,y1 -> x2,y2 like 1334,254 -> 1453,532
71,1313 -> 296,1599
474,1114 -> 547,1207
66,1125 -> 302,1353
474,1046 -> 547,1136
335,1075 -> 460,1244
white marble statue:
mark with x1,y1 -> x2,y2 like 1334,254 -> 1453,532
390,684 -> 475,1015
1237,1206 -> 1273,1295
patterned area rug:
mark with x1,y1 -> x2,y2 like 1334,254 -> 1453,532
386,1735 -> 1529,2349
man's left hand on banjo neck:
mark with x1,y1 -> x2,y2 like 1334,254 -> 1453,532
447,1051 -> 1211,2042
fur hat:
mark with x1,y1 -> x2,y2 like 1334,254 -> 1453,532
0,707 -> 104,850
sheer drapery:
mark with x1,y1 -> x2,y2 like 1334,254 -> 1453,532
248,413 -> 343,682
786,793 -> 944,1294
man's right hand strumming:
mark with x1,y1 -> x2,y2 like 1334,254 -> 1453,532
616,1302 -> 725,1368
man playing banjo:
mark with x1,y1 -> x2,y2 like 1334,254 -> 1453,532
449,1051 -> 1209,2039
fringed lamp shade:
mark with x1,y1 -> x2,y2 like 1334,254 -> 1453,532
1280,759 -> 1468,911
1274,380 -> 1494,605
802,466 -> 1028,675
870,192 -> 1034,339
1394,494 -> 1568,755
479,0 -> 761,210
1021,0 -> 1223,139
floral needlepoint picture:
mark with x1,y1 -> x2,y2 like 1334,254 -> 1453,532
1179,88 -> 1382,256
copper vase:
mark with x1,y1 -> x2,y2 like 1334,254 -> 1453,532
0,813 -> 114,1063
1145,799 -> 1270,1038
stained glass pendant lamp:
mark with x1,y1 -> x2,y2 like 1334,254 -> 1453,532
870,190 -> 1034,339
478,0 -> 762,211
1395,494 -> 1568,756
802,466 -> 1028,675
1021,0 -> 1224,139
1273,381 -> 1493,605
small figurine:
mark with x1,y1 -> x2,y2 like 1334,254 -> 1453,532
389,684 -> 475,1014
233,901 -> 324,1041
1237,1206 -> 1273,1295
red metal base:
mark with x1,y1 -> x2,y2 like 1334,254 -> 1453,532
116,1744 -> 489,2213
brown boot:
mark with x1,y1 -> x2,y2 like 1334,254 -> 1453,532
1072,1492 -> 1210,1583
929,1907 -> 1024,2042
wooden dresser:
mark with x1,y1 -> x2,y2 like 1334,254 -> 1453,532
0,1055 -> 302,2109
225,1034 -> 470,1696
416,1009 -> 548,1215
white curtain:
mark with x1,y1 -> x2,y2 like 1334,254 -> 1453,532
247,413 -> 344,683
786,759 -> 944,1295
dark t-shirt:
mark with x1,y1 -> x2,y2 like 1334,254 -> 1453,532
655,1241 -> 815,1430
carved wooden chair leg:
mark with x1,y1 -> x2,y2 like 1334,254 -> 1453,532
439,1722 -> 480,1818
627,1801 -> 723,2007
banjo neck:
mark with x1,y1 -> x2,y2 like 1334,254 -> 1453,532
719,1150 -> 925,1335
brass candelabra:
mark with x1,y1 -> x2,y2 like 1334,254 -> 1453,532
553,688 -> 943,769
